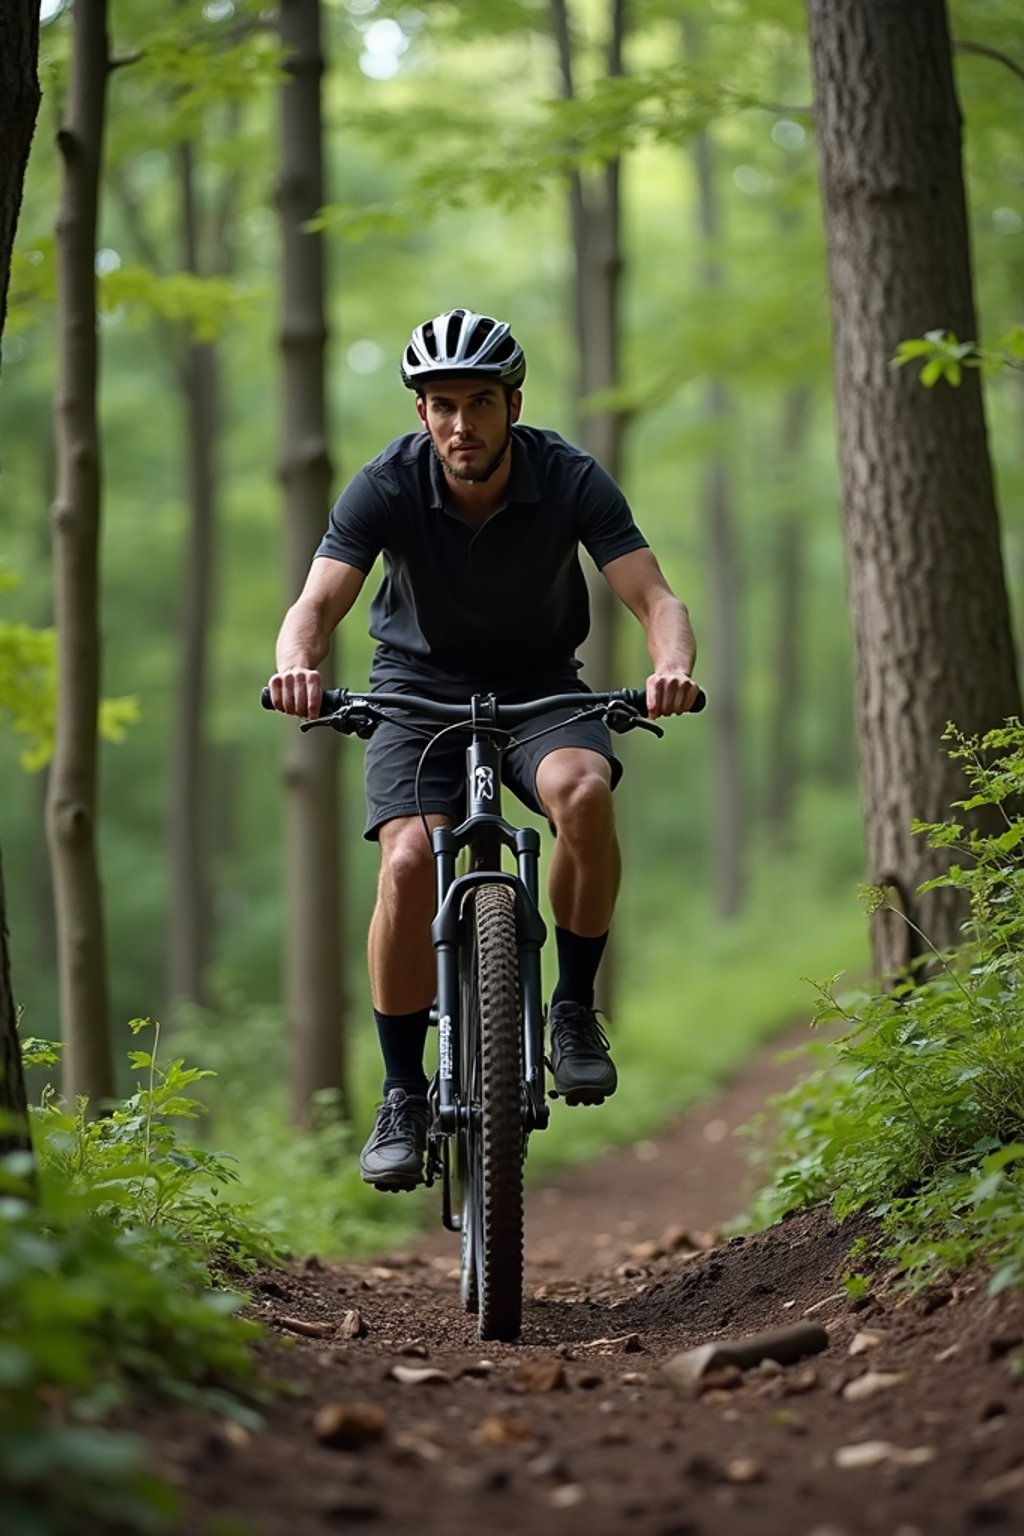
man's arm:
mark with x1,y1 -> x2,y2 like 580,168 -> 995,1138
269,557 -> 367,718
601,547 -> 700,718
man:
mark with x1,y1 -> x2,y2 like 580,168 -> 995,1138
268,307 -> 700,1191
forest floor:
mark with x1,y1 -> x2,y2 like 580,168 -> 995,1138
141,1028 -> 1024,1536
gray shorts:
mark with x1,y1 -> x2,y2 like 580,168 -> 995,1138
362,679 -> 623,840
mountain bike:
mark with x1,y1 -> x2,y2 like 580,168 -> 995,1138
262,682 -> 703,1340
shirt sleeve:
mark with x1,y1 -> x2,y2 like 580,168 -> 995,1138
315,468 -> 387,573
577,459 -> 649,570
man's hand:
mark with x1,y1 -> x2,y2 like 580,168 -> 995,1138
646,669 -> 701,719
267,668 -> 323,720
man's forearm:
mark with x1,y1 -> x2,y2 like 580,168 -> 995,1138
275,600 -> 331,672
644,595 -> 697,675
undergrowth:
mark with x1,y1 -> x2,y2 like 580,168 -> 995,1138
1,1023 -> 276,1536
746,721 -> 1024,1294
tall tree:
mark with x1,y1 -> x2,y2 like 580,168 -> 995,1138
807,0 -> 1021,973
550,0 -> 626,1011
764,385 -> 812,843
277,0 -> 347,1125
0,0 -> 41,1150
165,121 -> 239,1015
683,14 -> 744,919
47,0 -> 115,1102
549,0 -> 625,697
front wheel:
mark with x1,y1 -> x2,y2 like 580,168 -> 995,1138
459,884 -> 523,1341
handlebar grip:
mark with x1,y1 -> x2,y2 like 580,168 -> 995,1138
260,685 -> 347,716
622,686 -> 706,716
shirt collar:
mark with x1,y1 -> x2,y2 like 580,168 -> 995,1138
426,432 -> 541,510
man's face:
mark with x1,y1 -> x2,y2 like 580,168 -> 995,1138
417,378 -> 522,484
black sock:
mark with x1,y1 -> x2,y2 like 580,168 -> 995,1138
551,928 -> 608,1011
374,1007 -> 431,1097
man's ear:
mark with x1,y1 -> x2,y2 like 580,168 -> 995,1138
510,389 -> 523,424
415,395 -> 427,426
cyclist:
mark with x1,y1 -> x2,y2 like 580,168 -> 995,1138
268,307 -> 701,1191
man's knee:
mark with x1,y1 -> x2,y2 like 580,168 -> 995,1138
378,819 -> 435,901
538,754 -> 614,837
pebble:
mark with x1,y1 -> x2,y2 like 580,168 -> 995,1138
847,1329 -> 888,1356
472,1415 -> 534,1447
841,1370 -> 906,1402
388,1365 -> 450,1386
313,1404 -> 388,1451
511,1357 -> 566,1394
724,1456 -> 765,1484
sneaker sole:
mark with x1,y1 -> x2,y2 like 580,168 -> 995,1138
360,1171 -> 424,1193
550,1086 -> 616,1106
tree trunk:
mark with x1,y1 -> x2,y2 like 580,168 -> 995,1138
0,3 -> 40,1154
765,386 -> 812,841
47,0 -> 114,1104
0,1 -> 40,332
0,3 -> 41,1155
277,0 -> 347,1126
0,851 -> 32,1158
807,0 -> 1021,974
550,0 -> 625,696
549,0 -> 626,1014
689,97 -> 744,920
165,138 -> 221,1015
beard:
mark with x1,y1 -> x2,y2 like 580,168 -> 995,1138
429,412 -> 512,484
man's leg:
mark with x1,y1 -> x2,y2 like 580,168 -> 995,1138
360,814 -> 448,1190
535,749 -> 620,1104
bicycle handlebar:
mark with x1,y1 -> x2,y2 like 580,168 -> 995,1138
260,683 -> 705,723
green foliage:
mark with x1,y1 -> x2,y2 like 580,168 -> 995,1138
34,1019 -> 279,1272
100,265 -> 262,343
0,1025 -> 274,1536
892,326 -> 1024,386
0,571 -> 139,770
747,721 -> 1024,1293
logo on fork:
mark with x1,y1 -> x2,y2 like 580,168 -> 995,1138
473,765 -> 495,801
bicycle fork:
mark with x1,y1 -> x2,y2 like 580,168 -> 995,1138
424,734 -> 550,1227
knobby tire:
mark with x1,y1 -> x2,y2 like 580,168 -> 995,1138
459,884 -> 523,1341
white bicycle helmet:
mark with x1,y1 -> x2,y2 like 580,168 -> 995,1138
400,308 -> 526,390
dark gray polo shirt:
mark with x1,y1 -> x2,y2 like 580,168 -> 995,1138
315,424 -> 648,688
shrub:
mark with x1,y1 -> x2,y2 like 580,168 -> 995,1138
747,721 -> 1024,1293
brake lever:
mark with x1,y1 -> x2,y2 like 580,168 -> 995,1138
604,701 -> 664,738
300,705 -> 380,739
633,716 -> 664,738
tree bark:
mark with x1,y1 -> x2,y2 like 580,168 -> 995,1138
0,2 -> 41,1153
550,0 -> 625,695
277,0 -> 347,1126
165,136 -> 225,1015
688,87 -> 744,920
765,385 -> 812,842
807,0 -> 1021,973
0,850 -> 32,1158
0,1 -> 40,333
47,0 -> 115,1103
550,0 -> 626,1013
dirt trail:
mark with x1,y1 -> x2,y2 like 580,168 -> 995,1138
150,1028 -> 1024,1536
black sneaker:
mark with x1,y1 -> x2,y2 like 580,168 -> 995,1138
359,1088 -> 430,1191
548,1002 -> 618,1106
